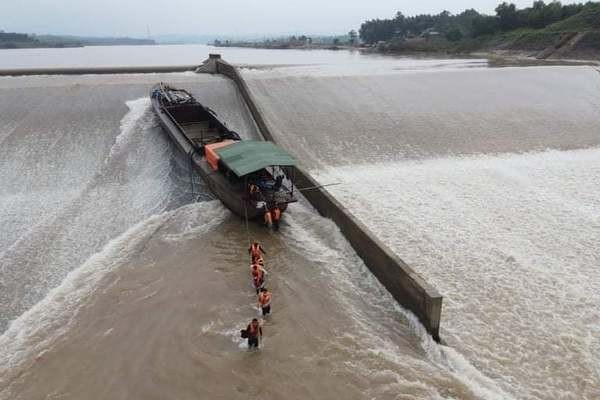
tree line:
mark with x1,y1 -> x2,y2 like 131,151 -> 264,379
359,1 -> 598,44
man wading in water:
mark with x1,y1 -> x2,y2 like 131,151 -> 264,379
258,288 -> 272,317
241,318 -> 263,348
248,241 -> 266,264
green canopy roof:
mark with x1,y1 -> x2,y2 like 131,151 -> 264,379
215,140 -> 296,177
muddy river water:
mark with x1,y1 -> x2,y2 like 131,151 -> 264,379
0,48 -> 598,399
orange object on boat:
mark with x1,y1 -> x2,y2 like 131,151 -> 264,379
204,140 -> 235,170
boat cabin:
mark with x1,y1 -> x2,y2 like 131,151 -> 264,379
213,140 -> 297,206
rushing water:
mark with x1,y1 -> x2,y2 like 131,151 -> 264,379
245,63 -> 600,399
0,47 -> 598,400
0,69 -> 500,400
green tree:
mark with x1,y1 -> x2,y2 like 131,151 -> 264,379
348,29 -> 358,45
445,28 -> 464,41
471,15 -> 500,36
495,2 -> 520,31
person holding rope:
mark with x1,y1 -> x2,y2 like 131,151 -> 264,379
248,240 -> 266,264
271,206 -> 281,231
241,318 -> 263,349
258,288 -> 272,317
263,206 -> 273,228
250,260 -> 266,279
251,265 -> 267,294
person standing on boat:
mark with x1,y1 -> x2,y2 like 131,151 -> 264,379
263,206 -> 273,228
258,288 -> 272,317
248,183 -> 261,199
248,241 -> 266,264
242,318 -> 263,349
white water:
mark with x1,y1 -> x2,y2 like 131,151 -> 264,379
1,49 -> 598,399
0,201 -> 227,397
314,148 -> 600,399
283,202 -> 517,400
0,97 -> 178,330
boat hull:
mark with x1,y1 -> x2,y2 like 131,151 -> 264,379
150,89 -> 268,220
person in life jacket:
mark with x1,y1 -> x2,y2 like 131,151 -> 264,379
264,207 -> 273,227
258,288 -> 272,317
270,206 -> 282,231
250,263 -> 261,278
252,268 -> 266,294
248,241 -> 266,264
242,318 -> 262,348
248,183 -> 261,199
250,258 -> 264,273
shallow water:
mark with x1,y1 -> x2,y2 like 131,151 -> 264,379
1,201 -> 487,400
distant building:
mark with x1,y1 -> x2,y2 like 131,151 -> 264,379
420,28 -> 441,38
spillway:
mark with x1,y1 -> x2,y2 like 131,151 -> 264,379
1,58 -> 598,399
243,63 -> 600,400
0,70 -> 504,400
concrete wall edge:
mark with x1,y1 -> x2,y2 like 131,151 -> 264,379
210,58 -> 443,342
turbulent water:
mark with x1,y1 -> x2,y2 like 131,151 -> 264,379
0,53 -> 598,400
245,64 -> 600,399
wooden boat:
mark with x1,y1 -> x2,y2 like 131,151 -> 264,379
150,83 -> 297,220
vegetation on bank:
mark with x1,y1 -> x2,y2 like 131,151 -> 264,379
0,30 -> 155,49
213,33 -> 359,49
359,1 -> 600,58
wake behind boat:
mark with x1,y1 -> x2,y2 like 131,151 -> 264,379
150,83 -> 297,222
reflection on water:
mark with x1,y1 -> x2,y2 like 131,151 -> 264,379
0,43 -> 487,70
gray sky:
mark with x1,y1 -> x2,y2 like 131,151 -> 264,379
0,0 -> 581,37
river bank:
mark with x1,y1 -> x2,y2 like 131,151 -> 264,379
369,30 -> 600,64
0,32 -> 155,49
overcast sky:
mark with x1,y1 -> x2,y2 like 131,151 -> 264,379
0,0 -> 582,37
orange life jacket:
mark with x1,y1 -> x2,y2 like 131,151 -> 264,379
253,274 -> 264,288
250,244 -> 261,258
259,292 -> 271,306
251,264 -> 262,277
247,323 -> 260,337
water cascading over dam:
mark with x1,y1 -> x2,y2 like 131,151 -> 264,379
0,69 -> 503,400
0,51 -> 598,399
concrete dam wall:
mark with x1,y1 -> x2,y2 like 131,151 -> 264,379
0,65 -> 197,76
207,56 -> 443,341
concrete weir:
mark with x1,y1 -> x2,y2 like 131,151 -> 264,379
0,65 -> 198,76
203,55 -> 443,341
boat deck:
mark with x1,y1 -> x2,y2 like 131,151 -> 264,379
180,121 -> 222,145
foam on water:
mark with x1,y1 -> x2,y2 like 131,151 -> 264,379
240,57 -> 488,79
0,201 -> 226,397
282,202 -> 516,399
313,147 -> 600,399
0,97 -> 182,330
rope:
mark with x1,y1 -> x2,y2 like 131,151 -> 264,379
188,149 -> 196,201
243,177 -> 251,247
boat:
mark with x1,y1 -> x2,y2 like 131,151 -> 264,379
150,82 -> 298,220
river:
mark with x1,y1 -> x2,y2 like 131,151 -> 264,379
0,45 -> 598,399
